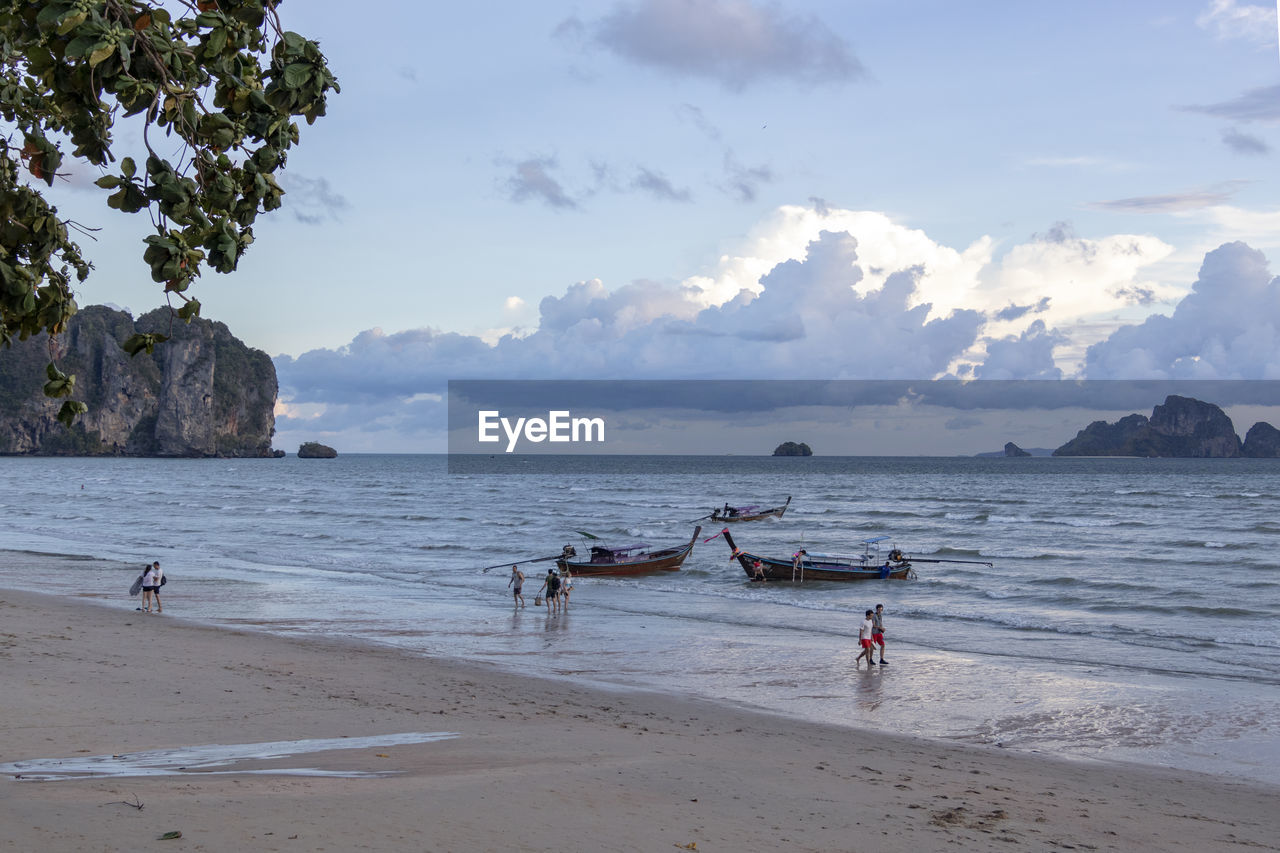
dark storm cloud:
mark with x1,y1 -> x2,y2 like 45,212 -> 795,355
564,0 -> 864,91
945,415 -> 984,431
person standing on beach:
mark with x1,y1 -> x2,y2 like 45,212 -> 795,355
508,565 -> 525,608
872,603 -> 887,665
142,561 -> 164,613
856,609 -> 875,668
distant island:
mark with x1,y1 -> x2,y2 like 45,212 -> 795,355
773,441 -> 813,457
975,443 -> 1053,458
1053,395 -> 1279,458
0,305 -> 279,457
298,442 -> 338,458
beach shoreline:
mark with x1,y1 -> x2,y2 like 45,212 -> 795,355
3,586 -> 1278,852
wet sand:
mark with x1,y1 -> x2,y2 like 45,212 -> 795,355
2,587 -> 1277,852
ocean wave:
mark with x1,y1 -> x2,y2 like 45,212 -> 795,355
986,514 -> 1035,523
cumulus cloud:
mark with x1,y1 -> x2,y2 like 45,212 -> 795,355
1196,0 -> 1278,44
1222,127 -> 1271,155
504,157 -> 578,209
1084,241 -> 1280,378
283,175 -> 350,224
277,230 -> 990,431
561,0 -> 863,91
976,320 -> 1067,380
275,204 -> 1214,444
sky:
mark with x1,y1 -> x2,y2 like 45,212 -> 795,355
34,0 -> 1280,452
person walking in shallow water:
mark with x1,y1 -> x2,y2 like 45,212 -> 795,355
872,603 -> 887,665
508,565 -> 525,608
538,568 -> 561,613
856,609 -> 875,668
559,568 -> 573,609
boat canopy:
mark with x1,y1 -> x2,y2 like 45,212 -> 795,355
799,552 -> 867,563
861,536 -> 891,544
592,543 -> 652,555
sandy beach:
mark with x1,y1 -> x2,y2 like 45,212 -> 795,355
1,588 -> 1276,852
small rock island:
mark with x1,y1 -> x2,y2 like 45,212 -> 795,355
772,441 -> 813,457
1004,442 -> 1032,457
297,442 -> 338,459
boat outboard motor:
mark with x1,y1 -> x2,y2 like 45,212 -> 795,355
560,544 -> 576,559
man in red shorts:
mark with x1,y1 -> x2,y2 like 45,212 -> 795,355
856,609 -> 875,668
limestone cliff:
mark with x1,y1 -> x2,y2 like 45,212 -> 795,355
0,305 -> 277,457
1053,395 -> 1259,458
1242,422 -> 1280,458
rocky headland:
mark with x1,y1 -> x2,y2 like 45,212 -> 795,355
1053,395 -> 1279,458
0,305 -> 278,457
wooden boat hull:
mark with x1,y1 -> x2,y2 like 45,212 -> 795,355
720,528 -> 913,582
712,496 -> 790,523
557,526 -> 701,576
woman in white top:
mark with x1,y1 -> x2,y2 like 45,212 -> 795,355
559,569 -> 574,608
142,561 -> 164,613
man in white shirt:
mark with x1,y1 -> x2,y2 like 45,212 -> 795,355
142,561 -> 164,613
856,609 -> 875,668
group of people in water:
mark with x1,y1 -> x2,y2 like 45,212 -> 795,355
507,564 -> 574,613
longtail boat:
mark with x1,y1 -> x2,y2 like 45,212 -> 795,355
714,529 -> 990,582
556,526 -> 702,576
709,496 -> 791,523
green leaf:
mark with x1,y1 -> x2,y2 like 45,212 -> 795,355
57,400 -> 88,427
283,63 -> 311,88
122,332 -> 169,356
208,27 -> 227,55
177,299 -> 201,321
56,10 -> 88,36
121,157 -> 136,179
88,43 -> 115,67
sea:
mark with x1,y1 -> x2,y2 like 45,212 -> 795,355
2,454 -> 1278,784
